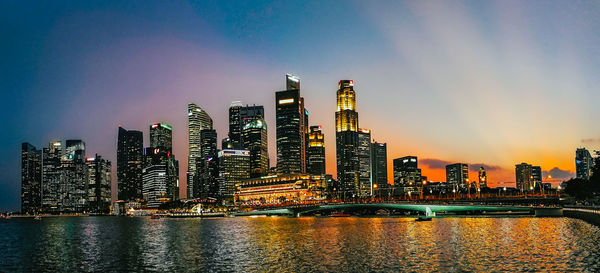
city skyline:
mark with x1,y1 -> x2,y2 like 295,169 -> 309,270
3,0 -> 600,211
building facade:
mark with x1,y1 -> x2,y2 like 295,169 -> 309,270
234,174 -> 327,205
187,103 -> 213,199
117,126 -> 143,202
42,141 -> 63,212
335,80 -> 360,198
21,143 -> 42,214
242,119 -> 269,178
515,163 -> 534,192
150,123 -> 173,151
306,126 -> 326,175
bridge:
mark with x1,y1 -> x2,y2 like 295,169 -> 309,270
233,203 -> 563,218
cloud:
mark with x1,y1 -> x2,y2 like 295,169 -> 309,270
469,164 -> 503,172
420,159 -> 453,169
543,167 -> 575,180
581,138 -> 600,144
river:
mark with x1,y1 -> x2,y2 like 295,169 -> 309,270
1,216 -> 599,272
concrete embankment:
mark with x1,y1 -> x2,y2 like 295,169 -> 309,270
563,208 -> 600,226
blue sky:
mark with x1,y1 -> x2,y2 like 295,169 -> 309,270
1,0 -> 599,211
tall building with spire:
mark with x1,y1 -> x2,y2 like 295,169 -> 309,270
335,80 -> 359,198
276,74 -> 306,174
187,103 -> 213,198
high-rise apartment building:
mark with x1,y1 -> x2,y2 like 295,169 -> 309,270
576,148 -> 594,180
515,162 -> 534,192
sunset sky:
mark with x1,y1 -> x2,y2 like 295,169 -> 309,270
2,1 -> 599,210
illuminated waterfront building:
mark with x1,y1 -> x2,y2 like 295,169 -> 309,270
234,174 -> 327,205
187,103 -> 213,198
242,119 -> 269,177
446,163 -> 469,192
117,126 -> 143,202
478,167 -> 487,189
276,74 -> 306,174
21,143 -> 42,214
86,155 -> 111,214
150,122 -> 173,151
394,156 -> 422,186
143,147 -> 179,207
515,163 -> 534,192
371,141 -> 388,187
306,126 -> 326,175
357,128 -> 372,197
61,140 -> 88,213
335,79 -> 360,198
576,148 -> 594,180
218,149 -> 250,199
42,141 -> 62,212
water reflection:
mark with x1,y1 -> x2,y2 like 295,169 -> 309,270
1,216 -> 599,272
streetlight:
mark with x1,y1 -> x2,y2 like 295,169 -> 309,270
373,184 -> 378,201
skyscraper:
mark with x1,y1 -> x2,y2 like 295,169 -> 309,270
357,128 -> 372,197
532,166 -> 542,185
478,167 -> 487,189
242,119 -> 269,177
143,147 -> 179,207
150,123 -> 173,151
21,143 -> 42,214
371,141 -> 388,187
117,127 -> 143,202
61,140 -> 87,212
576,148 -> 594,180
86,155 -> 112,214
394,156 -> 422,187
228,101 -> 243,148
515,163 -> 533,192
276,74 -> 306,174
218,149 -> 250,199
446,163 -> 469,192
195,129 -> 219,199
306,126 -> 326,175
336,80 -> 360,198
42,141 -> 62,212
187,103 -> 213,198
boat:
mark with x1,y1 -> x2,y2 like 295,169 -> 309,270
34,215 -> 42,221
330,212 -> 351,217
150,214 -> 161,219
415,217 -> 432,222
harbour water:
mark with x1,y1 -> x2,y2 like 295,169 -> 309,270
1,216 -> 599,272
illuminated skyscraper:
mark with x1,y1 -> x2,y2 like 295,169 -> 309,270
478,167 -> 487,189
150,122 -> 173,151
42,141 -> 62,212
306,126 -> 326,175
218,149 -> 250,199
335,80 -> 359,198
515,163 -> 533,192
21,143 -> 42,214
61,140 -> 87,213
357,128 -> 372,197
117,127 -> 143,202
228,101 -> 243,148
195,129 -> 219,199
86,155 -> 111,214
276,74 -> 306,174
446,163 -> 469,192
242,119 -> 269,177
576,148 -> 594,180
187,103 -> 213,198
371,141 -> 388,187
394,156 -> 422,187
